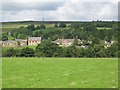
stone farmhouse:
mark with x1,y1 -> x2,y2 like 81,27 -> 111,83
104,40 -> 115,48
2,40 -> 17,47
16,39 -> 28,46
28,37 -> 41,46
53,38 -> 85,47
2,37 -> 41,47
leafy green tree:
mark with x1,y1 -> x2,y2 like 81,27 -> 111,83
17,34 -> 28,39
27,24 -> 35,31
2,48 -> 18,57
92,38 -> 100,44
18,26 -> 32,35
54,24 -> 58,28
19,47 -> 35,57
104,36 -> 110,42
2,34 -> 8,41
53,47 -> 63,57
35,51 -> 45,57
87,35 -> 95,41
83,23 -> 97,31
40,24 -> 46,29
97,49 -> 107,57
70,23 -> 81,29
36,40 -> 60,57
36,25 -> 41,29
17,41 -> 21,47
32,30 -> 43,37
59,23 -> 66,28
66,45 -> 78,57
73,37 -> 78,46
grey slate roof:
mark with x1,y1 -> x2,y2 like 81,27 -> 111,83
28,37 -> 41,41
54,39 -> 82,44
2,40 -> 17,45
16,39 -> 27,42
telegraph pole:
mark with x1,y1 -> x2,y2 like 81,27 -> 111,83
42,11 -> 44,22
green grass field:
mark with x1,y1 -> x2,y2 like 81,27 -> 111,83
2,58 -> 118,88
1,23 -> 55,32
2,22 -> 112,32
96,27 -> 111,30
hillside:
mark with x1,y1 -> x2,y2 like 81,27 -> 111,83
1,21 -> 117,32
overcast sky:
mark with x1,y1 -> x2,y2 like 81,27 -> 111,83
1,0 -> 119,22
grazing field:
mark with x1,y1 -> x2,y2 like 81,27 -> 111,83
2,23 -> 54,32
96,27 -> 111,30
2,58 -> 118,88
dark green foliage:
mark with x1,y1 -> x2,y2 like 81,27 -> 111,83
2,34 -> 8,41
40,24 -> 46,29
11,26 -> 32,39
2,22 -> 118,58
96,22 -> 112,27
36,24 -> 46,29
36,40 -> 60,57
19,47 -> 35,57
2,48 -> 18,57
27,24 -> 35,31
66,45 -> 78,57
32,30 -> 43,37
73,37 -> 78,46
70,23 -> 81,29
54,24 -> 58,28
59,23 -> 66,28
17,34 -> 28,39
83,23 -> 97,31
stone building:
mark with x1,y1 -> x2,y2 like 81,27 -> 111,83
2,37 -> 42,47
53,38 -> 83,47
28,37 -> 41,46
2,40 -> 17,47
16,39 -> 27,46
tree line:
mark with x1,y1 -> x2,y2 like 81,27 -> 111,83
2,22 -> 119,58
2,40 -> 119,57
2,22 -> 118,42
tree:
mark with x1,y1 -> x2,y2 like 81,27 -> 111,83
66,45 -> 78,57
36,25 -> 41,29
17,34 -> 28,39
104,36 -> 110,42
27,24 -> 35,31
92,38 -> 100,44
73,37 -> 78,46
19,47 -> 35,57
59,23 -> 66,28
97,49 -> 107,57
70,23 -> 81,29
2,34 -> 8,41
36,40 -> 60,57
40,24 -> 46,29
2,48 -> 18,57
87,35 -> 95,41
17,41 -> 21,47
32,30 -> 43,37
83,23 -> 97,31
54,24 -> 58,28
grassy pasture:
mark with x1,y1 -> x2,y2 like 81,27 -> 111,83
2,58 -> 118,88
1,23 -> 55,32
2,22 -> 112,32
96,27 -> 111,30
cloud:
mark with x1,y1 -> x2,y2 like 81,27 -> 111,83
46,2 -> 118,21
2,2 -> 65,11
1,1 -> 118,22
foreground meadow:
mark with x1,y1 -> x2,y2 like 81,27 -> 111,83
2,58 -> 118,88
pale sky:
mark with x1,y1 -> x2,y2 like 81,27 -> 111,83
1,0 -> 119,22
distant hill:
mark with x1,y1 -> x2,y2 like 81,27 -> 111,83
1,20 -> 117,32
